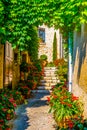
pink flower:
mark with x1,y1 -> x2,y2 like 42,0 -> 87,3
9,98 -> 14,103
51,85 -> 55,90
13,103 -> 17,107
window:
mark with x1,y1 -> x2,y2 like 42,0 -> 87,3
38,28 -> 45,43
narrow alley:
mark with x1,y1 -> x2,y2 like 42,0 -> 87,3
11,92 -> 56,130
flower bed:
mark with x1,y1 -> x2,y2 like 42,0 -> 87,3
0,88 -> 26,130
47,82 -> 87,129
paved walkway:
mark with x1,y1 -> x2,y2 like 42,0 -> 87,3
11,92 -> 56,130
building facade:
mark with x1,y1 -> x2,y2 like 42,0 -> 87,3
38,24 -> 63,62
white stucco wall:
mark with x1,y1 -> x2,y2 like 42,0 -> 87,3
72,24 -> 87,118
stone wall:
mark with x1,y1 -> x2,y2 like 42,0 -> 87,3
38,24 -> 62,62
72,24 -> 87,118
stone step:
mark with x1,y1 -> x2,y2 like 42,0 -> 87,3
44,69 -> 57,73
38,86 -> 51,90
40,79 -> 46,83
44,73 -> 57,77
44,67 -> 57,71
39,82 -> 57,86
44,76 -> 58,80
40,79 -> 59,85
39,82 -> 50,86
31,90 -> 50,93
50,83 -> 57,86
44,67 -> 57,70
44,71 -> 56,74
41,79 -> 58,83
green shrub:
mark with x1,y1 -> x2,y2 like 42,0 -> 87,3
40,54 -> 47,61
46,62 -> 55,67
20,61 -> 28,72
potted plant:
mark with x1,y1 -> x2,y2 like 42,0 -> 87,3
40,54 -> 48,67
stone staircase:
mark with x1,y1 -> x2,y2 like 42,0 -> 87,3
32,67 -> 59,93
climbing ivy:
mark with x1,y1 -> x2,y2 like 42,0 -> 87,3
0,0 -> 87,46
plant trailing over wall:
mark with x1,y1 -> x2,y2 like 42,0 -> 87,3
53,32 -> 57,61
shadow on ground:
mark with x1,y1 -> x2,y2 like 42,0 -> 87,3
11,92 -> 50,130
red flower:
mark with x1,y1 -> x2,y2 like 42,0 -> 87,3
13,103 -> 17,107
9,98 -> 14,103
2,108 -> 7,112
47,97 -> 50,102
68,121 -> 73,128
6,114 -> 11,120
71,94 -> 79,101
53,95 -> 58,99
0,127 -> 3,130
16,91 -> 19,94
6,128 -> 11,130
4,94 -> 7,97
61,101 -> 66,105
0,120 -> 4,123
67,103 -> 72,108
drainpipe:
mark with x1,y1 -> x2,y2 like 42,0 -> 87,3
68,32 -> 73,92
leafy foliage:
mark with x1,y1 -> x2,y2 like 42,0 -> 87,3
27,26 -> 39,62
1,0 -> 87,45
48,82 -> 84,129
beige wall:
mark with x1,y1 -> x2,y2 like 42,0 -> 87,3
0,44 -> 4,89
38,24 -> 62,62
72,24 -> 87,118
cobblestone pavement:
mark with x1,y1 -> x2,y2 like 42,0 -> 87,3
12,92 -> 56,130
